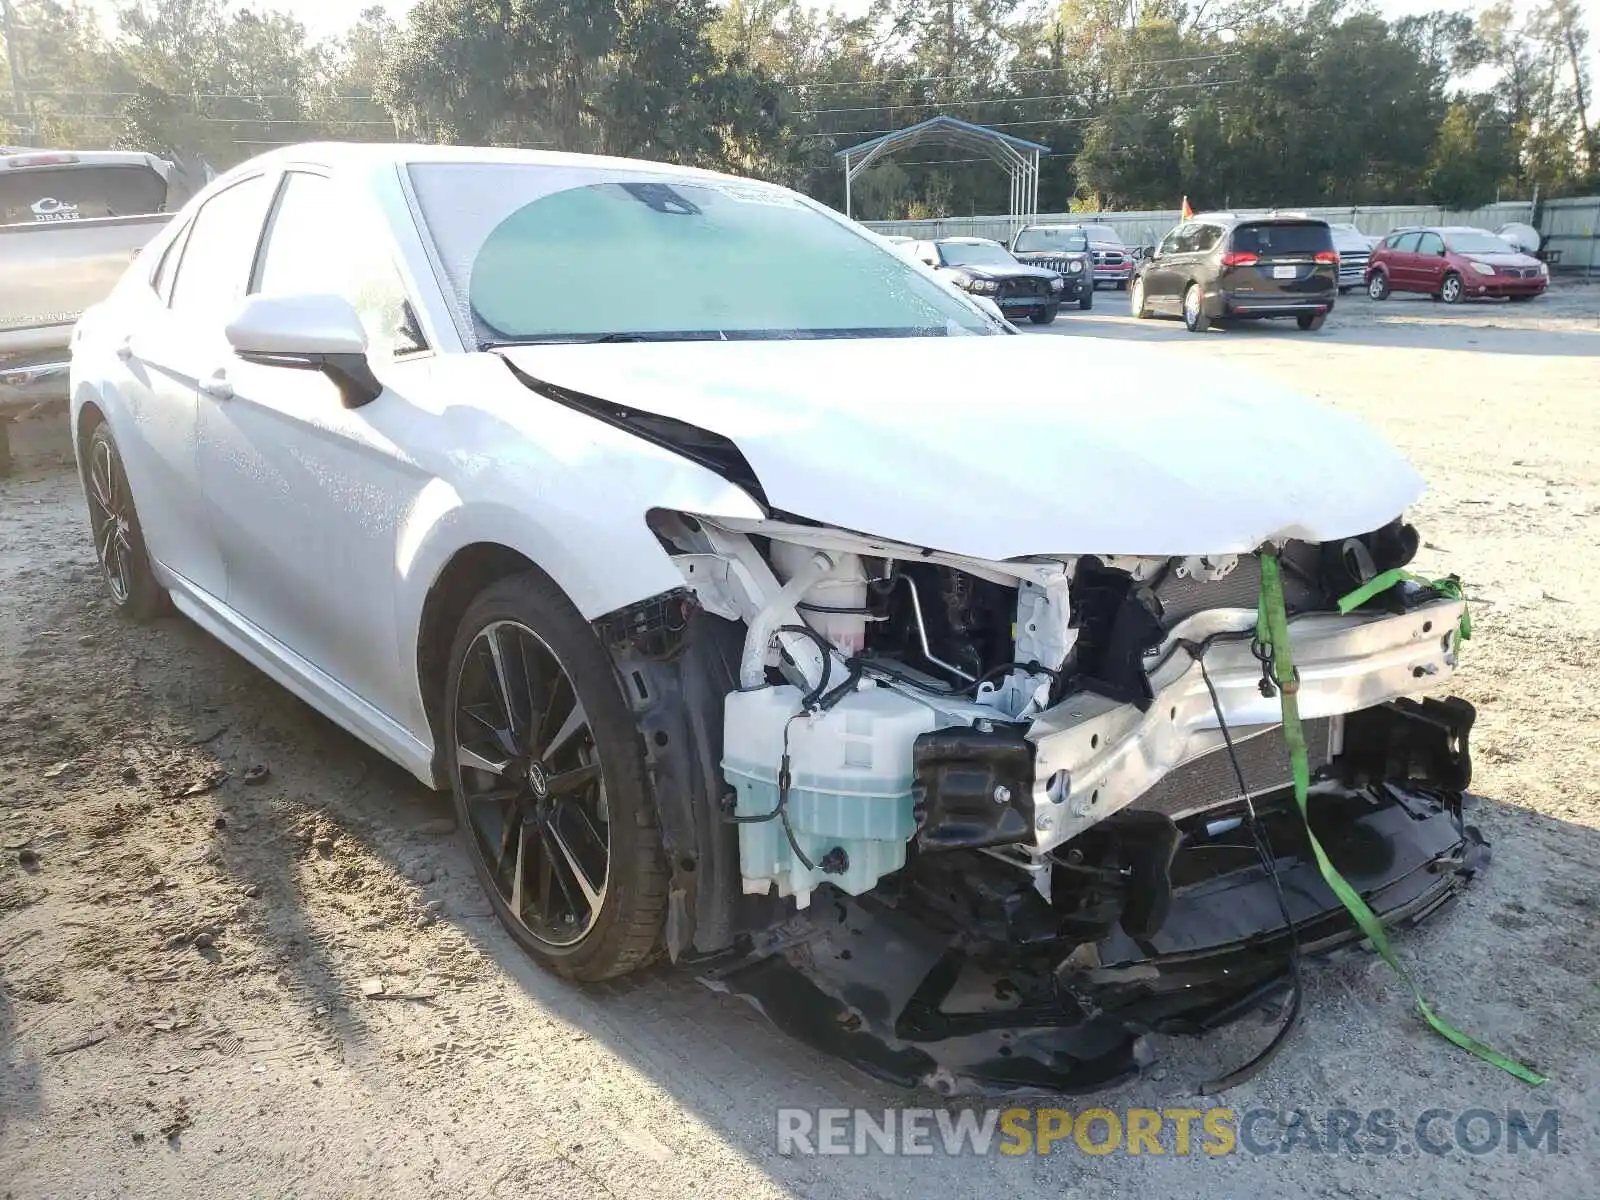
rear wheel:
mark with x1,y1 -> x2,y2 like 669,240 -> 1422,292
1130,277 -> 1151,319
1029,304 -> 1059,325
83,422 -> 167,620
1367,272 -> 1390,300
1182,283 -> 1211,333
1297,312 -> 1326,331
444,572 -> 668,981
1440,272 -> 1463,304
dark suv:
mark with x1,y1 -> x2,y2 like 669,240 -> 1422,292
1130,214 -> 1339,332
1007,225 -> 1094,309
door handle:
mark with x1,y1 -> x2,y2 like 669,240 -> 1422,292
200,372 -> 234,401
115,337 -> 134,360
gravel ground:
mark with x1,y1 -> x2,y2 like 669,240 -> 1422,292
1,282 -> 1597,1198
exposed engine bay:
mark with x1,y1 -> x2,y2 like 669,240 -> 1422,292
600,508 -> 1483,1094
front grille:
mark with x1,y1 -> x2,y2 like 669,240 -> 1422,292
1034,257 -> 1075,273
1130,718 -> 1337,819
1092,250 -> 1128,267
999,277 -> 1048,300
1501,267 -> 1538,278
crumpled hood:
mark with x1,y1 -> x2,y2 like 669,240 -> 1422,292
497,335 -> 1424,560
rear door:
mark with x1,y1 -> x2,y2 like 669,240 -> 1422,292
120,173 -> 275,602
1381,232 -> 1421,288
1221,221 -> 1335,301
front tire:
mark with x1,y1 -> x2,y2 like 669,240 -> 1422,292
1130,277 -> 1151,319
83,422 -> 167,620
1440,272 -> 1463,304
1182,283 -> 1211,332
1078,287 -> 1093,311
1367,272 -> 1390,300
1029,304 -> 1059,325
444,572 -> 668,982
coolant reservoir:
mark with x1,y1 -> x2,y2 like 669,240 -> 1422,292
722,682 -> 938,908
768,541 -> 868,655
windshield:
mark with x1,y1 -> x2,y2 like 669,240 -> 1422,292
0,164 -> 167,225
1445,231 -> 1518,254
1082,225 -> 1124,246
1012,228 -> 1088,253
937,241 -> 1017,267
408,164 -> 995,343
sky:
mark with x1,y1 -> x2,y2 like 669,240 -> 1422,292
79,0 -> 1596,46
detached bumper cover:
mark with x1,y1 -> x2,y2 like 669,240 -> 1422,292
706,782 -> 1484,1097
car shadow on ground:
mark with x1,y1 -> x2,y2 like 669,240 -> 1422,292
92,606 -> 1600,1197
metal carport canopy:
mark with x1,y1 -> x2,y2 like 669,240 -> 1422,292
833,115 -> 1047,237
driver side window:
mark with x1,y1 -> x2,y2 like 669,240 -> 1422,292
168,176 -> 273,315
251,171 -> 426,360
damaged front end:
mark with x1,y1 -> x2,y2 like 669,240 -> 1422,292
601,510 -> 1484,1095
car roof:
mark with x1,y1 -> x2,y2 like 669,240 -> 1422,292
934,236 -> 1002,245
1191,211 -> 1328,225
208,140 -> 751,190
1018,223 -> 1086,231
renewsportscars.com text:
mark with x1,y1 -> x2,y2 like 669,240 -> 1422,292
775,1107 -> 1560,1158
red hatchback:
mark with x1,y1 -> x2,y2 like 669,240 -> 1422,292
1365,226 -> 1548,303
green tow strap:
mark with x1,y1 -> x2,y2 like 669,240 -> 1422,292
1257,551 -> 1545,1085
1336,567 -> 1472,641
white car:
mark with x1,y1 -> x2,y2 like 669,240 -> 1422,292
70,143 -> 1485,1093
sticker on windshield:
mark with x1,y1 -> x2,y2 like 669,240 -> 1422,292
30,197 -> 80,222
709,181 -> 805,208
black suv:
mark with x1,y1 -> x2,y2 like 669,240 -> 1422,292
1007,225 -> 1094,309
1130,214 -> 1338,332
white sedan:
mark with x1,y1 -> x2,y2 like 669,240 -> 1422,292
71,143 -> 1484,1092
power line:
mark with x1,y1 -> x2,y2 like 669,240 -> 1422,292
777,50 -> 1241,90
802,104 -> 1233,142
796,78 -> 1238,117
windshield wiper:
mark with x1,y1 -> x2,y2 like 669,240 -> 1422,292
480,331 -> 724,348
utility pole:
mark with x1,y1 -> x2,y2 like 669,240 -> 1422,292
0,0 -> 34,143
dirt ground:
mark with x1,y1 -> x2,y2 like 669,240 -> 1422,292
2,282 -> 1598,1198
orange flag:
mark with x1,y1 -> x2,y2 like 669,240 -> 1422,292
1181,195 -> 1194,220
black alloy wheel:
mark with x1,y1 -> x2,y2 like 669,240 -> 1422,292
444,573 -> 666,981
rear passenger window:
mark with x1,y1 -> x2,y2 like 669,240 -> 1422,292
1193,224 -> 1222,253
1416,232 -> 1444,256
149,218 -> 191,298
168,176 -> 273,314
1391,233 -> 1422,252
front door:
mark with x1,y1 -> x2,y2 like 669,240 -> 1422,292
1413,231 -> 1448,293
196,169 -> 432,718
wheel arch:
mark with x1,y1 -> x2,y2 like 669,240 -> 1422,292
402,498 -> 691,784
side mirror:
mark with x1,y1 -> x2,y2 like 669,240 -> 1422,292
225,293 -> 382,408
